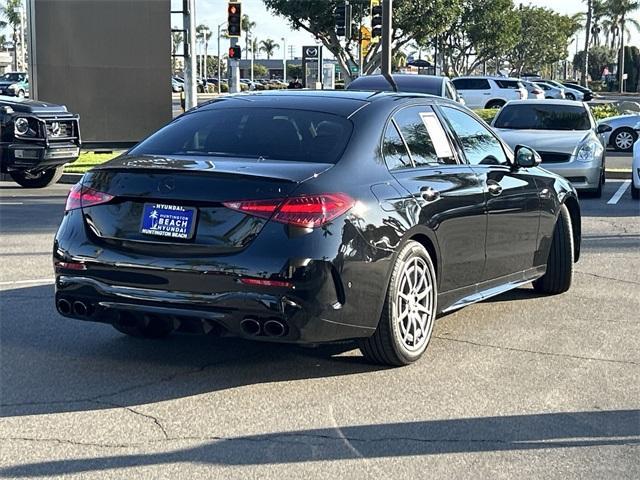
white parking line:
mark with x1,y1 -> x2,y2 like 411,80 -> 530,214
0,278 -> 54,286
607,181 -> 631,205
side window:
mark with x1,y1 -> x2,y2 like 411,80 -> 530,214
393,106 -> 455,167
452,78 -> 469,90
440,106 -> 508,166
382,122 -> 412,171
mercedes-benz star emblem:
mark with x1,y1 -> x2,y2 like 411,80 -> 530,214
158,177 -> 175,193
50,122 -> 61,137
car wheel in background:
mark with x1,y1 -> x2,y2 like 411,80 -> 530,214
17,89 -> 25,98
359,241 -> 437,366
485,100 -> 505,109
9,166 -> 64,188
611,128 -> 636,152
533,204 -> 574,294
565,92 -> 575,100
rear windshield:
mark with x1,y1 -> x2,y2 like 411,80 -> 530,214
348,76 -> 441,95
493,104 -> 591,130
130,107 -> 353,163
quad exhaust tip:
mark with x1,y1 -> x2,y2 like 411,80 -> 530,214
57,298 -> 72,315
240,318 -> 261,336
72,301 -> 88,317
263,319 -> 286,337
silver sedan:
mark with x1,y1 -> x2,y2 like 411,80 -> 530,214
598,113 -> 640,152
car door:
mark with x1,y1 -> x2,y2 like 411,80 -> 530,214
382,104 -> 486,294
439,105 -> 541,284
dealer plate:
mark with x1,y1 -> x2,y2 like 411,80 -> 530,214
140,203 -> 197,240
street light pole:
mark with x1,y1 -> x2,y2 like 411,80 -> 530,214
619,17 -> 626,94
184,0 -> 197,109
281,37 -> 287,81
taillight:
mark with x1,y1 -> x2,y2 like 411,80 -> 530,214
224,193 -> 355,228
65,183 -> 114,211
533,89 -> 543,95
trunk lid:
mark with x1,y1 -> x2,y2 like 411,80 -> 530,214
81,154 -> 333,254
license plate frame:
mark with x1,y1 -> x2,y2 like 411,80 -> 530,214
140,203 -> 197,240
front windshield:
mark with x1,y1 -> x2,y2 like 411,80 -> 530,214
494,104 -> 591,130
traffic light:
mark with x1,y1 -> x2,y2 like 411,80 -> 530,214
228,45 -> 241,59
228,2 -> 242,37
371,0 -> 382,40
335,2 -> 346,37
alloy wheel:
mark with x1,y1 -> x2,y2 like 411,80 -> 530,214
615,131 -> 634,150
394,256 -> 435,352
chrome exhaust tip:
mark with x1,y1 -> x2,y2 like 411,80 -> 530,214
240,318 -> 261,336
263,319 -> 286,337
57,298 -> 72,315
72,301 -> 88,317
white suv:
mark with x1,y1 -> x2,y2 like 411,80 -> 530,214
451,76 -> 528,109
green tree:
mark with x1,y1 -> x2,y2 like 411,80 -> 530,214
507,6 -> 581,76
259,38 -> 279,59
241,15 -> 256,60
196,24 -> 213,77
287,64 -> 303,80
0,0 -> 22,71
440,0 -> 519,76
574,46 -> 617,80
262,0 -> 461,83
252,63 -> 268,78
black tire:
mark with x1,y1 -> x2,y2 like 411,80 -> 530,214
611,127 -> 636,152
358,241 -> 437,366
533,204 -> 574,294
17,89 -> 25,98
565,92 -> 576,100
632,183 -> 639,199
113,314 -> 175,339
9,166 -> 64,188
485,100 -> 505,109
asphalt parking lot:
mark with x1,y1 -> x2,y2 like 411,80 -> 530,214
0,180 -> 638,479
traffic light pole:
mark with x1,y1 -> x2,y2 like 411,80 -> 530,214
381,0 -> 392,77
184,0 -> 197,109
229,37 -> 241,93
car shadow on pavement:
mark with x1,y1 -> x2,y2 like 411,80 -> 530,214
0,285 -> 383,419
1,409 -> 638,477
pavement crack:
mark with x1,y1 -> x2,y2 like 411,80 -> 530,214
575,270 -> 640,286
91,400 -> 169,440
434,335 -> 640,366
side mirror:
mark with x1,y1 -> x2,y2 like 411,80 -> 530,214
514,145 -> 541,168
596,124 -> 612,134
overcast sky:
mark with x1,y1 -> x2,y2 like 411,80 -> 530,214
178,0 -> 640,60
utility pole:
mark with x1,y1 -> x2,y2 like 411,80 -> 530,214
183,0 -> 197,109
619,16 -> 626,93
381,0 -> 392,78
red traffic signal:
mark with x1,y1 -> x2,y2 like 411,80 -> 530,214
228,2 -> 242,37
228,45 -> 241,59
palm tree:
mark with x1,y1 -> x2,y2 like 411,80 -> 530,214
582,0 -> 593,86
259,39 -> 279,60
196,24 -> 213,77
0,0 -> 22,71
241,15 -> 256,60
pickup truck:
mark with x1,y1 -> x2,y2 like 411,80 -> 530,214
1,96 -> 80,188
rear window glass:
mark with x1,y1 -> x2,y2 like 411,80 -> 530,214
495,80 -> 522,89
130,107 -> 353,163
494,104 -> 591,130
347,76 -> 441,95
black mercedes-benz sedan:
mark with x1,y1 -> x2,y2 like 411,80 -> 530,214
53,90 -> 581,366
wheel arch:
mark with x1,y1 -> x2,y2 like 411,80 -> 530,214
562,195 -> 581,262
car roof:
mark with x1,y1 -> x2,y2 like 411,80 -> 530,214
503,99 -> 586,107
194,90 -> 455,117
453,76 -> 522,81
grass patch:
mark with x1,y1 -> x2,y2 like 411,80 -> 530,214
64,151 -> 120,174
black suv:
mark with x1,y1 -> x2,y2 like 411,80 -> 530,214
1,97 -> 81,188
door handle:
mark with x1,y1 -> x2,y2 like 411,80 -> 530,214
420,186 -> 440,202
487,183 -> 503,196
